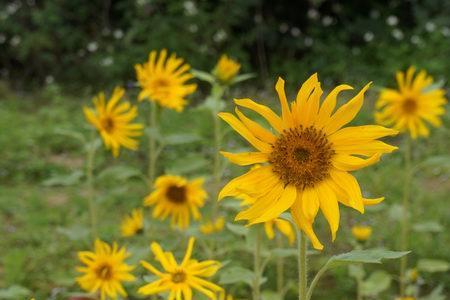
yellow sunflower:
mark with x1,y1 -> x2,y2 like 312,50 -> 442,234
138,237 -> 223,299
83,87 -> 143,157
76,239 -> 135,300
376,66 -> 447,138
135,49 -> 197,112
218,74 -> 398,250
121,208 -> 144,237
351,225 -> 372,242
200,216 -> 225,235
264,218 -> 296,245
144,175 -> 207,229
213,54 -> 241,84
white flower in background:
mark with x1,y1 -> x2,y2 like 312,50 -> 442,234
0,34 -> 6,44
113,29 -> 124,39
425,22 -> 436,32
386,15 -> 398,26
307,8 -> 319,20
279,22 -> 289,33
183,1 -> 198,16
364,31 -> 374,42
322,15 -> 333,26
304,36 -> 313,47
10,35 -> 21,47
370,10 -> 380,19
101,57 -> 114,66
213,29 -> 227,43
45,75 -> 54,84
392,28 -> 404,40
290,27 -> 301,37
6,2 -> 20,15
87,42 -> 98,52
188,24 -> 198,33
441,27 -> 450,37
410,35 -> 421,45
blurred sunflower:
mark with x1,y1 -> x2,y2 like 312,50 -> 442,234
376,66 -> 447,138
213,54 -> 241,84
219,74 -> 398,249
121,208 -> 144,237
351,225 -> 372,242
135,49 -> 197,112
264,218 -> 296,245
83,87 -> 143,157
144,175 -> 207,229
76,239 -> 135,300
200,216 -> 225,235
138,237 -> 223,299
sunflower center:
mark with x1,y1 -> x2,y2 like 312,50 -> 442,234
171,270 -> 187,283
402,98 -> 417,114
95,263 -> 113,280
269,126 -> 334,190
166,186 -> 187,204
101,117 -> 115,133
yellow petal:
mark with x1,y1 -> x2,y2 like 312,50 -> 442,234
291,196 -> 324,250
329,170 -> 364,213
316,84 -> 353,125
275,77 -> 294,127
332,153 -> 381,171
234,98 -> 283,132
220,151 -> 269,166
317,182 -> 340,241
235,108 -> 276,144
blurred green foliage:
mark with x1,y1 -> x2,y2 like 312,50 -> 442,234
1,0 -> 450,92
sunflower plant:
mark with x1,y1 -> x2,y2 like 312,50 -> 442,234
218,74 -> 410,300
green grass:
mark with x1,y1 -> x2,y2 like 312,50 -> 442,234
0,84 -> 449,300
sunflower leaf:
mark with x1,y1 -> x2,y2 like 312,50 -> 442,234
191,69 -> 215,84
361,270 -> 392,296
219,266 -> 254,286
417,259 -> 449,273
329,249 -> 410,266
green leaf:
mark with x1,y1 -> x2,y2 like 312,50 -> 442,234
348,264 -> 365,279
200,96 -> 225,113
0,285 -> 31,299
420,285 -> 446,300
261,290 -> 282,300
54,128 -> 86,144
422,79 -> 445,93
56,224 -> 90,241
417,259 -> 449,273
329,249 -> 410,266
162,133 -> 201,145
97,165 -> 142,182
219,266 -> 254,286
412,221 -> 443,233
165,154 -> 209,174
270,248 -> 298,258
42,170 -> 83,186
230,73 -> 257,84
226,223 -> 248,236
191,69 -> 215,84
361,270 -> 392,296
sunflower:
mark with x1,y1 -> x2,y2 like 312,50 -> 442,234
121,208 -> 144,237
138,237 -> 223,299
351,225 -> 372,242
144,175 -> 207,229
218,74 -> 398,250
200,216 -> 225,235
376,66 -> 447,139
213,54 -> 241,84
83,87 -> 143,157
76,239 -> 135,300
264,218 -> 296,245
135,49 -> 197,112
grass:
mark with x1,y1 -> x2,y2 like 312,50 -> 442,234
0,82 -> 449,300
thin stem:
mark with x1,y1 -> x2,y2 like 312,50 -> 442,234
212,109 -> 222,217
276,234 -> 285,298
298,230 -> 308,300
399,136 -> 412,296
86,137 -> 97,240
147,101 -> 159,189
356,274 -> 363,300
306,261 -> 330,300
253,227 -> 262,300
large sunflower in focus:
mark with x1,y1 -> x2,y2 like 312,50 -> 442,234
144,175 -> 207,229
135,49 -> 197,112
76,239 -> 135,300
219,74 -> 398,250
376,66 -> 447,138
83,87 -> 143,157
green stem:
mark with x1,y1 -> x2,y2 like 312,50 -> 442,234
356,274 -> 363,300
147,101 -> 159,189
298,230 -> 308,300
399,136 -> 412,296
253,227 -> 262,300
212,109 -> 222,217
306,260 -> 330,300
86,138 -> 97,240
276,234 -> 285,298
